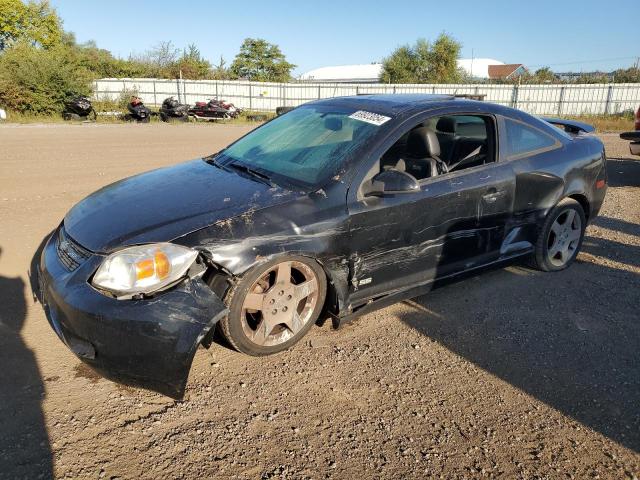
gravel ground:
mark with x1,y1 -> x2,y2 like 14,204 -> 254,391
0,125 -> 638,479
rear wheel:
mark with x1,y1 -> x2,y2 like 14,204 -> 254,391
530,198 -> 586,271
219,256 -> 327,356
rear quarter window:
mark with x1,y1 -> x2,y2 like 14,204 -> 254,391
503,118 -> 559,159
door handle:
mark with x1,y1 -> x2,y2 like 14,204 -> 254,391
482,189 -> 506,203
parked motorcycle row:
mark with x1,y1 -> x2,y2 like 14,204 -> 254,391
62,95 -> 243,122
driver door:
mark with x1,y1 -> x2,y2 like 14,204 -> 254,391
346,113 -> 514,304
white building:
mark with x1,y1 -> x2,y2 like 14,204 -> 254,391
299,58 -> 507,83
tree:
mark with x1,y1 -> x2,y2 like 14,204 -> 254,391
169,44 -> 212,80
533,67 -> 557,83
380,33 -> 463,84
0,41 -> 92,114
611,66 -> 640,83
230,38 -> 295,82
147,40 -> 179,72
211,55 -> 231,80
427,33 -> 463,83
380,44 -> 419,84
0,0 -> 62,51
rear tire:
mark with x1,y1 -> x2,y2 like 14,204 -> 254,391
530,198 -> 586,272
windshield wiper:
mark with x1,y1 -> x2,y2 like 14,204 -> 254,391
227,162 -> 276,187
204,152 -> 228,170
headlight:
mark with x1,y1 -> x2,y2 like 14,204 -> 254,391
92,243 -> 199,298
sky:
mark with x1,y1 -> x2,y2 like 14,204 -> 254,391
50,0 -> 639,76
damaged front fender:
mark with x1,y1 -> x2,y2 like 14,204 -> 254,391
39,235 -> 228,398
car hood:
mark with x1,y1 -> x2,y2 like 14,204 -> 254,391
64,159 -> 297,253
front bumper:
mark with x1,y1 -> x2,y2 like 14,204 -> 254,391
38,229 -> 227,398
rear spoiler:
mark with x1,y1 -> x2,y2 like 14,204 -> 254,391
541,117 -> 595,134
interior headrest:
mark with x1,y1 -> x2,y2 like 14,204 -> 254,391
407,127 -> 440,158
436,117 -> 456,133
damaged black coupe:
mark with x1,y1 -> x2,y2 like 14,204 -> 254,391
38,95 -> 608,397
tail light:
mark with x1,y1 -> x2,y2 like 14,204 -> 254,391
635,106 -> 640,131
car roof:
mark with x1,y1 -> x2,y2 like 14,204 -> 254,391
308,94 -> 486,117
303,94 -> 568,140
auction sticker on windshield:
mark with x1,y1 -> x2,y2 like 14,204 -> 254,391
348,110 -> 391,126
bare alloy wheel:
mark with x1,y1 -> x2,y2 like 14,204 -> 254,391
530,198 -> 586,272
546,209 -> 582,267
220,256 -> 327,355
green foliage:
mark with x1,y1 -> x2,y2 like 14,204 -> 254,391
0,0 -> 61,50
230,38 -> 295,82
93,87 -> 140,113
0,41 -> 92,114
170,44 -> 212,80
533,67 -> 557,83
381,33 -> 463,84
128,41 -> 213,79
210,55 -> 231,80
611,67 -> 640,83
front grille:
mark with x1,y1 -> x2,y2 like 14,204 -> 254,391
56,227 -> 91,271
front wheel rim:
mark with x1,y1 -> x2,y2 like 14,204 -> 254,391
546,209 -> 582,267
240,261 -> 319,347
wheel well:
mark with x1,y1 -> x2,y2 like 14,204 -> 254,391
567,193 -> 590,221
203,255 -> 340,325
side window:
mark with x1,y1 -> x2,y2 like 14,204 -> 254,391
378,121 -> 439,181
503,118 -> 558,158
435,114 -> 496,172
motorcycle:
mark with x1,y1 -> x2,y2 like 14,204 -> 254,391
123,96 -> 152,123
159,96 -> 190,122
188,98 -> 242,121
62,95 -> 96,121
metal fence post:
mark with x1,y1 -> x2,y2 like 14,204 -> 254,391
604,85 -> 613,115
153,80 -> 157,106
557,86 -> 565,116
318,85 -> 322,99
512,85 -> 519,108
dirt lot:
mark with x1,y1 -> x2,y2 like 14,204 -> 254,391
0,124 -> 638,479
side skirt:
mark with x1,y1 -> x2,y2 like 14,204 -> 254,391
332,249 -> 533,328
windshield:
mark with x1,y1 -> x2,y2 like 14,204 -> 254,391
218,105 -> 382,187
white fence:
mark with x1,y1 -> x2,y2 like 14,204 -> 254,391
94,78 -> 640,116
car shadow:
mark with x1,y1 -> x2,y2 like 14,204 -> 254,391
581,236 -> 640,267
0,244 -> 53,479
591,215 -> 639,238
396,232 -> 640,452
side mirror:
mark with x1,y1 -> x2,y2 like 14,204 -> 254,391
364,169 -> 420,197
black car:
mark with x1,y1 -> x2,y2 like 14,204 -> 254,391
38,94 -> 608,397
